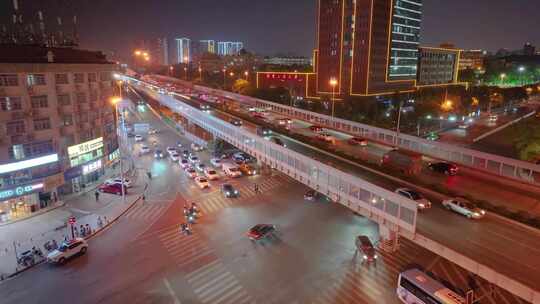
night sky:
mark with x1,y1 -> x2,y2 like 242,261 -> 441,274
1,0 -> 538,58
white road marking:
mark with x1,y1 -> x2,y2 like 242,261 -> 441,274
163,278 -> 181,304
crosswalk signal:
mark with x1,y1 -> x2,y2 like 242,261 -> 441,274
466,290 -> 474,304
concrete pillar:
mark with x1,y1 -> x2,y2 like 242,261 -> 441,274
379,225 -> 400,253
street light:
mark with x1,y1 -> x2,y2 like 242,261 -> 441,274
134,50 -> 141,56
329,78 -> 338,117
244,71 -> 249,81
441,99 -> 454,112
229,72 -> 235,77
518,66 -> 526,86
499,73 -> 506,86
169,66 -> 173,76
222,68 -> 227,87
184,67 -> 188,80
110,96 -> 125,203
198,66 -> 203,81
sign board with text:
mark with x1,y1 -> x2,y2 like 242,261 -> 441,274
68,137 -> 104,158
0,182 -> 44,200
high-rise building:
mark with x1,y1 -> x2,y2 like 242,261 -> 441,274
217,41 -> 244,56
459,50 -> 486,71
523,43 -> 536,56
154,37 -> 169,66
198,40 -> 216,54
0,45 -> 119,223
417,47 -> 459,85
175,38 -> 191,63
316,0 -> 422,96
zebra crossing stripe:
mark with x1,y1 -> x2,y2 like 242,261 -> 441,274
208,284 -> 244,304
185,259 -> 221,281
219,289 -> 250,304
193,269 -> 231,293
176,248 -> 214,268
199,277 -> 240,303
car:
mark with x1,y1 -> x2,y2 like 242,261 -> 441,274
239,164 -> 257,176
221,183 -> 239,198
276,117 -> 292,125
191,143 -> 203,152
210,158 -> 222,168
355,235 -> 377,262
182,150 -> 190,158
247,106 -> 257,112
428,162 -> 458,175
204,168 -> 219,180
127,132 -> 135,138
252,112 -> 266,120
194,176 -> 210,189
179,159 -> 190,168
316,132 -> 334,143
230,119 -> 243,126
488,114 -> 498,122
189,155 -> 200,164
394,188 -> 432,210
426,132 -> 439,141
105,177 -> 132,188
304,190 -> 316,201
98,183 -> 126,195
309,125 -> 324,133
232,152 -> 252,164
135,135 -> 144,142
139,145 -> 150,155
195,163 -> 207,172
154,149 -> 164,159
176,141 -> 183,148
184,167 -> 198,179
169,152 -> 180,161
247,224 -> 276,241
458,123 -> 470,129
442,198 -> 486,219
200,104 -> 210,111
348,137 -> 368,146
269,136 -> 286,147
166,146 -> 177,155
47,238 -> 88,264
256,127 -> 272,137
148,128 -> 159,134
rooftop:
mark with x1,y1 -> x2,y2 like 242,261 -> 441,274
0,45 -> 113,64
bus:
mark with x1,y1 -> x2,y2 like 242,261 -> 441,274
397,268 -> 466,304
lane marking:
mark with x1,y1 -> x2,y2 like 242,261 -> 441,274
163,278 -> 181,304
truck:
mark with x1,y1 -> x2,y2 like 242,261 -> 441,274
381,149 -> 422,175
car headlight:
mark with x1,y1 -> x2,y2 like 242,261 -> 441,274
253,171 -> 257,174
480,210 -> 486,215
374,255 -> 378,259
418,203 -> 425,208
226,191 -> 230,195
363,255 -> 368,260
234,190 -> 238,194
473,212 -> 480,217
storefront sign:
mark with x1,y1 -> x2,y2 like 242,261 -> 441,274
0,183 -> 44,200
82,159 -> 102,175
0,154 -> 58,174
68,137 -> 104,158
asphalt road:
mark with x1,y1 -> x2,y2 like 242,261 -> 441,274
137,79 -> 540,295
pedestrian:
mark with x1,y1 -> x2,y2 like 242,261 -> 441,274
85,224 -> 92,235
97,216 -> 103,228
147,171 -> 152,180
73,226 -> 79,237
254,183 -> 259,193
79,225 -> 85,237
95,191 -> 100,201
104,215 -> 109,224
52,239 -> 58,249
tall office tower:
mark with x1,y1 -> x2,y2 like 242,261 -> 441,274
217,41 -> 244,56
316,0 -> 422,96
199,40 -> 216,54
175,38 -> 191,63
231,42 -> 244,54
154,37 -> 169,66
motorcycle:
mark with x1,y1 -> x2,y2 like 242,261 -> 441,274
17,250 -> 35,267
180,223 -> 191,235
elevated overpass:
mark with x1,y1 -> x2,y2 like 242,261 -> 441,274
127,76 -> 540,304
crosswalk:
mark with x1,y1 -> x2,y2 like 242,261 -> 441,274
157,227 -> 216,270
124,202 -> 170,221
185,260 -> 254,304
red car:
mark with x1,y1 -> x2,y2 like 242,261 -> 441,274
348,137 -> 368,146
309,125 -> 324,133
246,224 -> 276,241
98,183 -> 127,195
252,112 -> 265,119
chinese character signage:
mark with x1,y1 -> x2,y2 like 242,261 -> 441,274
68,137 -> 104,158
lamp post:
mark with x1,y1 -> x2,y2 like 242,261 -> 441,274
169,66 -> 173,77
244,71 -> 249,81
110,96 -> 125,203
198,66 -> 202,81
518,66 -> 526,86
184,67 -> 188,80
222,68 -> 226,87
499,73 -> 506,87
329,78 -> 338,117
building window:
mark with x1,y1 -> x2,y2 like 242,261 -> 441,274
55,73 -> 69,85
74,73 -> 85,84
0,74 -> 19,86
76,92 -> 87,103
62,114 -> 73,126
99,72 -> 111,81
0,97 -> 23,111
27,74 -> 46,86
57,94 -> 71,106
33,118 -> 51,131
10,144 -> 25,160
21,140 -> 54,159
6,120 -> 25,135
30,95 -> 48,108
79,113 -> 89,123
88,73 -> 97,83
89,90 -> 98,102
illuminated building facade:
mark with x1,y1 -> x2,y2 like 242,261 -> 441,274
417,47 -> 460,85
176,38 -> 191,63
256,72 -> 317,99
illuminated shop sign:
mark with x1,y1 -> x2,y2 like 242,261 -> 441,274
68,137 -> 104,158
0,154 -> 58,174
82,159 -> 102,175
0,183 -> 44,200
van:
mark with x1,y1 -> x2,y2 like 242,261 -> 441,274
222,162 -> 242,178
381,149 -> 422,175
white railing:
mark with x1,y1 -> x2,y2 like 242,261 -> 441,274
184,82 -> 540,187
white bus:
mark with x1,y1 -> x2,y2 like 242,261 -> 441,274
397,268 -> 466,304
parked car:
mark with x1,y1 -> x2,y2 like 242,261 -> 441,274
47,238 -> 88,264
98,183 -> 126,195
221,183 -> 239,198
194,177 -> 210,189
428,162 -> 458,176
191,143 -> 203,152
442,198 -> 486,219
105,177 -> 132,188
355,235 -> 377,263
204,168 -> 219,180
135,135 -> 144,142
246,224 -> 276,241
394,188 -> 431,210
210,158 -> 222,168
348,137 -> 368,146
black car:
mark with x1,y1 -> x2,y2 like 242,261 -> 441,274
126,132 -> 135,138
256,127 -> 272,137
269,136 -> 285,147
428,162 -> 458,175
221,183 -> 239,198
247,224 -> 276,241
182,150 -> 190,158
230,119 -> 243,127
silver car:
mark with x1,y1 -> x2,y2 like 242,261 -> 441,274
442,198 -> 486,219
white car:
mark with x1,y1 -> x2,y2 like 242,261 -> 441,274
395,188 -> 431,210
184,167 -> 198,179
210,158 -> 222,168
105,177 -> 132,188
189,155 -> 200,164
194,176 -> 210,189
140,145 -> 150,155
166,147 -> 177,155
204,168 -> 219,180
176,142 -> 183,148
442,198 -> 486,219
169,152 -> 180,162
135,135 -> 143,142
148,128 -> 159,134
179,159 -> 190,168
47,238 -> 88,264
191,143 -> 203,152
195,163 -> 207,172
